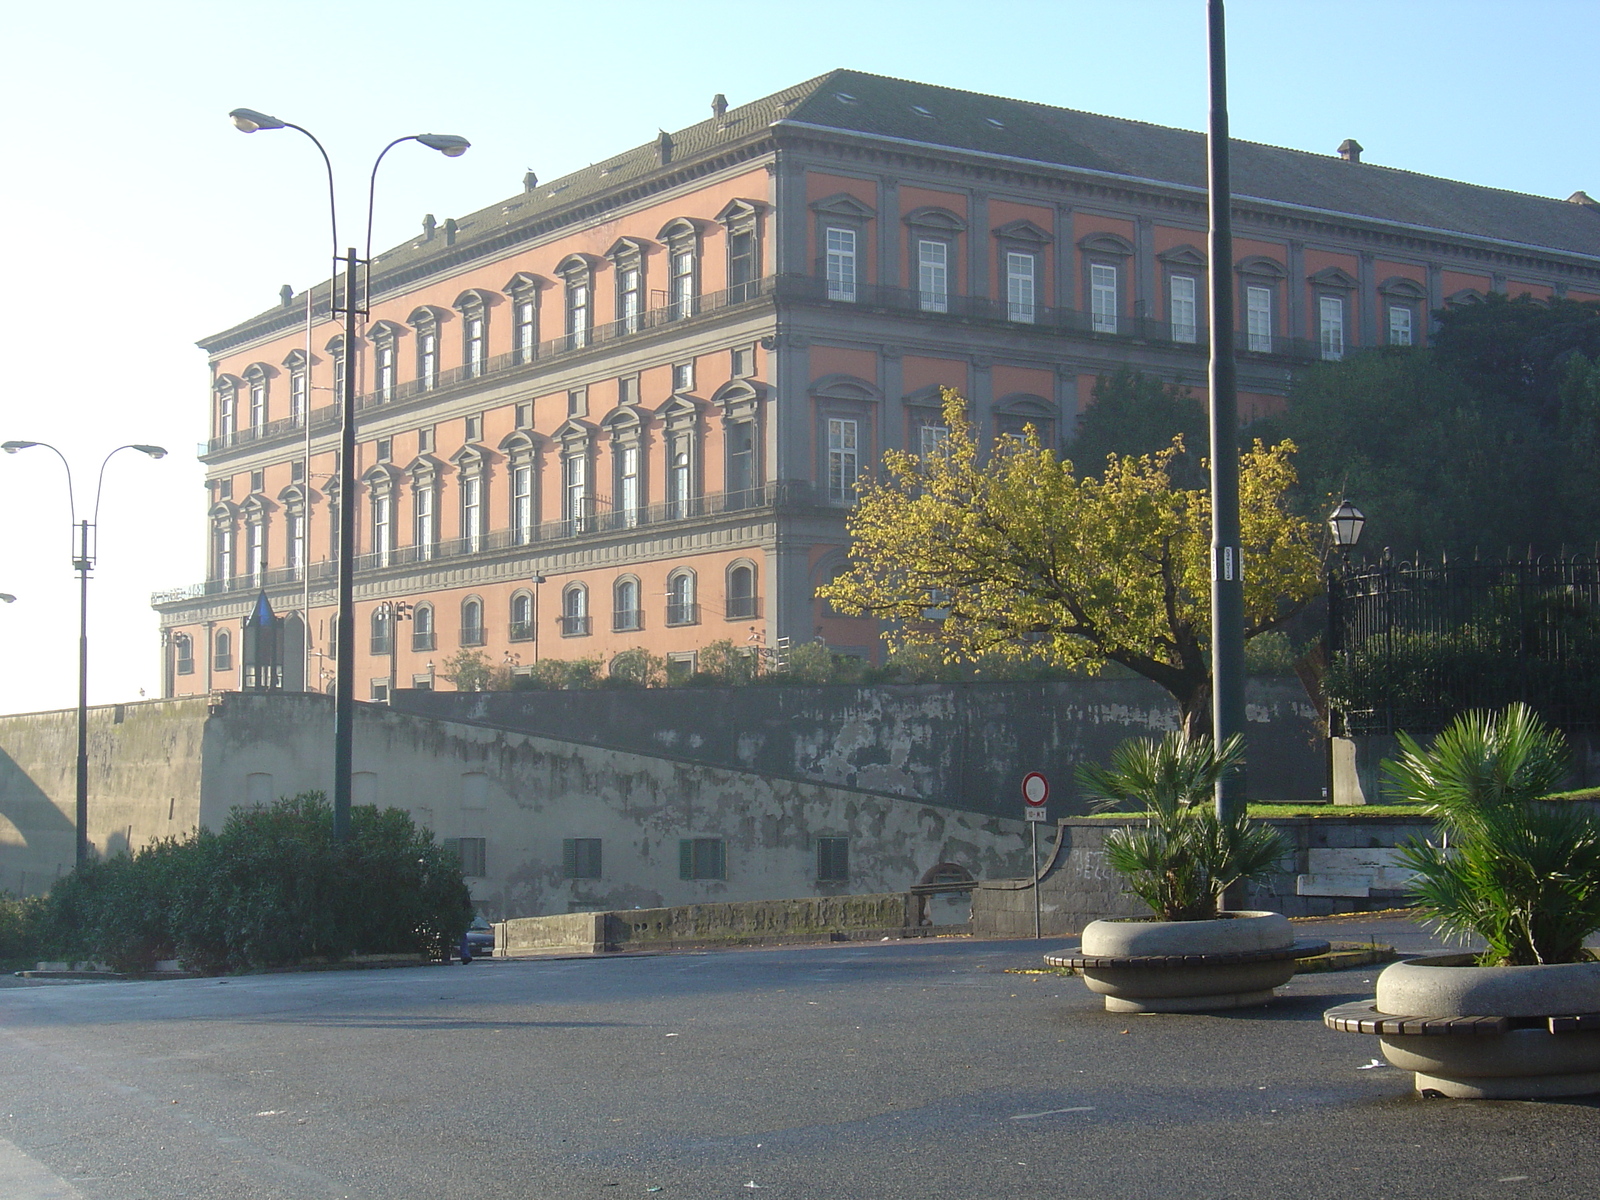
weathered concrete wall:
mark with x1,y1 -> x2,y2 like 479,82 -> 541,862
971,816 -> 1440,938
12,692 -> 1030,922
393,677 -> 1325,817
499,912 -> 606,955
0,699 -> 208,895
604,892 -> 917,949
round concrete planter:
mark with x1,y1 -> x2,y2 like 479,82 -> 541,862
1072,911 -> 1298,1013
1373,953 -> 1600,1099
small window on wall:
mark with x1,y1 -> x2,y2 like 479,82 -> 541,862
1388,305 -> 1414,346
444,837 -> 488,878
563,838 -> 602,880
679,837 -> 726,881
816,837 -> 849,883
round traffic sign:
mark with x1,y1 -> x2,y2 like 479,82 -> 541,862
1021,772 -> 1049,806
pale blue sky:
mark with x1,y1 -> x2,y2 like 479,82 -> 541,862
1,0 -> 1595,713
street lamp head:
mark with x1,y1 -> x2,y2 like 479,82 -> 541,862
1328,499 -> 1366,550
3,440 -> 39,453
0,593 -> 15,604
416,133 -> 471,158
229,108 -> 286,133
133,444 -> 168,459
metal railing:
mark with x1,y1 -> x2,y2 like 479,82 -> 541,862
612,609 -> 643,632
665,602 -> 699,627
460,625 -> 486,647
725,596 -> 761,620
1330,555 -> 1600,736
411,630 -> 435,652
559,615 -> 591,636
370,633 -> 392,654
509,621 -> 534,642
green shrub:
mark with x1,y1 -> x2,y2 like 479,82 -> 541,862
0,891 -> 48,969
34,793 -> 473,974
1386,703 -> 1600,965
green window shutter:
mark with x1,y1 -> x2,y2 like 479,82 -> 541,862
712,839 -> 726,880
679,839 -> 693,880
562,839 -> 577,879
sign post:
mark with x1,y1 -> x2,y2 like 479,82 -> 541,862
1021,772 -> 1049,939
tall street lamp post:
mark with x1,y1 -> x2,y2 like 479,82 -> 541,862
228,110 -> 468,839
1323,499 -> 1367,801
2,440 -> 167,864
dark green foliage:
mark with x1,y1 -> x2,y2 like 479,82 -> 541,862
1077,733 -> 1289,920
1430,293 -> 1600,420
0,891 -> 48,969
1385,704 -> 1600,965
37,793 -> 473,974
1072,367 -> 1207,486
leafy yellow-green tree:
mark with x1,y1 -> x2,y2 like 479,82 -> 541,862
817,390 -> 1321,734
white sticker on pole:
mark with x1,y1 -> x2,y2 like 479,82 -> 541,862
1022,771 -> 1048,821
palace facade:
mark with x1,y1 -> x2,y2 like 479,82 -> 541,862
153,69 -> 1600,698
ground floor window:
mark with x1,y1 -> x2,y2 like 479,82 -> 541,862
679,837 -> 726,881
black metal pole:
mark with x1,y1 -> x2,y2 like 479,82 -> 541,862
1208,0 -> 1246,822
75,519 -> 91,865
333,246 -> 360,840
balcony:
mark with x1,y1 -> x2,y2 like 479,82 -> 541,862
612,609 -> 643,632
202,276 -> 782,457
509,621 -> 534,642
665,602 -> 699,627
725,596 -> 760,620
460,625 -> 485,647
151,482 -> 828,610
412,629 -> 436,652
560,615 -> 591,637
370,633 -> 392,655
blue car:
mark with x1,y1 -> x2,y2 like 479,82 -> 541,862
461,915 -> 494,961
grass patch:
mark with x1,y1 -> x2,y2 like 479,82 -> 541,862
1076,803 -> 1431,820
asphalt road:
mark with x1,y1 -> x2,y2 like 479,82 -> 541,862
3,915 -> 1598,1200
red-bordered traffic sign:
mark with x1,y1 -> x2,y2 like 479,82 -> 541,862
1021,772 -> 1049,806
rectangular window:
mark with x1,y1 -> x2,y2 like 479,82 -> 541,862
419,426 -> 435,454
816,837 -> 849,883
247,522 -> 265,582
289,370 -> 307,422
376,344 -> 395,401
514,299 -> 538,364
1091,264 -> 1119,333
562,838 -> 603,880
376,437 -> 391,462
465,316 -> 486,377
564,453 -> 590,533
618,445 -> 640,528
731,347 -> 754,377
372,495 -> 391,566
465,414 -> 483,442
444,837 -> 487,878
512,463 -> 533,545
729,229 -> 757,299
419,333 -> 438,390
461,476 -> 482,551
672,362 -> 695,394
515,402 -> 532,428
249,381 -> 267,430
568,284 -> 590,348
727,422 -> 756,497
1389,304 -> 1414,346
619,375 -> 640,407
567,390 -> 587,419
678,837 -> 726,881
1006,252 -> 1036,324
176,638 -> 195,675
1170,275 -> 1198,344
827,417 -> 859,504
919,422 -> 949,461
826,227 -> 857,302
668,436 -> 692,520
918,239 -> 949,313
670,250 -> 695,319
216,527 -> 234,581
1247,286 -> 1273,353
287,512 -> 304,571
250,469 -> 264,493
619,268 -> 641,334
220,394 -> 236,440
414,487 -> 434,558
1320,295 -> 1346,361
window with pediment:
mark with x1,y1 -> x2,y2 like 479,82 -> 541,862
714,380 -> 764,507
993,219 -> 1052,325
452,445 -> 489,552
1309,267 -> 1358,361
716,199 -> 766,303
905,207 -> 965,314
604,406 -> 645,530
240,495 -> 269,585
810,375 -> 879,504
993,393 -> 1057,450
215,376 -> 240,443
325,334 -> 348,401
556,255 -> 596,349
368,321 -> 401,402
409,307 -> 441,390
282,350 -> 308,423
811,194 -> 875,303
407,456 -> 439,561
1079,233 -> 1134,335
210,501 -> 239,583
279,484 -> 307,573
1379,276 -> 1427,347
499,431 -> 541,545
455,290 -> 491,379
1158,245 -> 1207,345
363,465 -> 399,567
505,273 -> 542,365
606,238 -> 649,335
1236,256 -> 1287,353
658,218 -> 701,320
243,364 -> 270,432
558,423 -> 594,534
662,398 -> 700,520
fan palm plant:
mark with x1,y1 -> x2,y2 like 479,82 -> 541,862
1386,703 -> 1600,965
1078,732 -> 1289,921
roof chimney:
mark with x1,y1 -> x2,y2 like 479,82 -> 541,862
443,217 -> 458,247
422,213 -> 437,241
1568,190 -> 1600,211
1338,138 -> 1363,164
711,93 -> 728,121
279,284 -> 294,309
523,169 -> 538,192
656,129 -> 674,165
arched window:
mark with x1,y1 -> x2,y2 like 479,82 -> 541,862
561,584 -> 590,636
613,576 -> 641,631
215,629 -> 233,672
726,561 -> 758,619
412,603 -> 435,652
460,596 -> 485,646
409,308 -> 441,390
243,364 -> 270,432
666,571 -> 698,626
510,590 -> 534,641
371,607 -> 392,654
455,290 -> 490,378
174,633 -> 195,675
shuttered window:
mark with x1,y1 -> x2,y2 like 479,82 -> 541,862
679,838 -> 726,881
816,837 -> 849,883
562,838 -> 603,880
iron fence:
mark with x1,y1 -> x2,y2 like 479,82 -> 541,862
1328,555 -> 1600,736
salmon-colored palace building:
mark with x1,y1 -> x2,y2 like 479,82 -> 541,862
153,69 -> 1600,699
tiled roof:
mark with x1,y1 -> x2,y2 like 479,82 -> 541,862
204,69 -> 1598,352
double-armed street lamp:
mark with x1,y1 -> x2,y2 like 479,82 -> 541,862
228,108 -> 468,839
3,440 -> 167,864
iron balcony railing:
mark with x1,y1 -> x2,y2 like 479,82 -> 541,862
725,596 -> 761,620
612,609 -> 643,632
665,602 -> 699,627
202,276 -> 782,456
559,615 -> 591,637
411,630 -> 436,652
509,621 -> 534,642
460,625 -> 486,647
